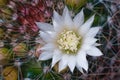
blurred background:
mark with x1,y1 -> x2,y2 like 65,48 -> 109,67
0,0 -> 120,80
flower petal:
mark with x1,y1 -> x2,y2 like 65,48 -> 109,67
51,49 -> 62,68
87,46 -> 103,56
76,65 -> 84,73
38,51 -> 53,60
83,37 -> 97,46
40,43 -> 55,51
81,38 -> 97,51
36,22 -> 54,31
53,10 -> 64,32
94,43 -> 102,46
73,8 -> 84,28
81,44 -> 91,51
86,27 -> 100,37
77,51 -> 88,71
79,15 -> 95,36
67,55 -> 76,72
62,6 -> 73,28
40,31 -> 52,42
59,54 -> 69,72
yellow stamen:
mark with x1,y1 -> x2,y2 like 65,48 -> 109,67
57,30 -> 82,54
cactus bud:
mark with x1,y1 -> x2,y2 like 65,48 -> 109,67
13,43 -> 28,57
2,66 -> 18,80
0,28 -> 5,38
0,0 -> 8,6
0,48 -> 11,65
1,7 -> 13,19
65,0 -> 87,12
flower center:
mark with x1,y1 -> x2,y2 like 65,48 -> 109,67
57,30 -> 82,54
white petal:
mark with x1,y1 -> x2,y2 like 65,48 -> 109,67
40,31 -> 52,42
46,31 -> 57,39
81,38 -> 97,51
51,49 -> 62,68
77,51 -> 88,71
94,43 -> 102,46
62,6 -> 73,28
36,22 -> 54,31
76,65 -> 84,73
59,54 -> 69,72
73,9 -> 84,28
81,44 -> 91,51
83,37 -> 97,45
79,15 -> 95,36
53,10 -> 64,32
87,46 -> 103,56
38,51 -> 53,60
86,27 -> 100,37
40,43 -> 55,51
67,55 -> 76,72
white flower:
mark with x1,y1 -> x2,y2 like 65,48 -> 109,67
36,7 -> 103,73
